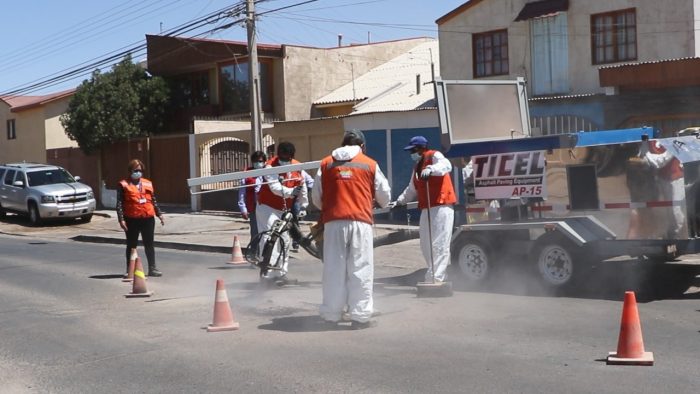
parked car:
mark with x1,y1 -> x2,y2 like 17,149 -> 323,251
0,163 -> 96,225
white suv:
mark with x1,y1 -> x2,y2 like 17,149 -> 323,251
0,163 -> 96,225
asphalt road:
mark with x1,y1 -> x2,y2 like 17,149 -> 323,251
1,235 -> 699,393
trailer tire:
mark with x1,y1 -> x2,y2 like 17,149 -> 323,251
453,235 -> 495,284
532,233 -> 587,289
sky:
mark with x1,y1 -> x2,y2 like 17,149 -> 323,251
0,0 -> 467,96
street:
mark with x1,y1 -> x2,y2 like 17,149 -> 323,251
1,228 -> 699,393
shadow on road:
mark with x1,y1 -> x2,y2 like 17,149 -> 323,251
0,213 -> 87,228
258,315 -> 353,332
374,270 -> 424,297
380,260 -> 700,302
88,274 -> 124,280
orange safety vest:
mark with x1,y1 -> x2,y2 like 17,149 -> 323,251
119,178 -> 156,218
413,150 -> 457,210
257,157 -> 303,210
320,152 -> 377,225
649,140 -> 683,181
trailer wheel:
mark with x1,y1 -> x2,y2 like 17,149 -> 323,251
532,233 -> 583,288
454,235 -> 494,283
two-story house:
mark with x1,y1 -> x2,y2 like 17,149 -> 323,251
437,0 -> 700,136
145,34 -> 435,209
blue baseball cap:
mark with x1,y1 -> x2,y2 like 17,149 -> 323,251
403,136 -> 428,151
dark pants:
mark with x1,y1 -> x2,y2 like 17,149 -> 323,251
124,217 -> 157,272
249,211 -> 259,239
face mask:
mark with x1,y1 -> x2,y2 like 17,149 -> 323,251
253,162 -> 265,169
410,152 -> 421,162
278,160 -> 291,166
130,171 -> 142,180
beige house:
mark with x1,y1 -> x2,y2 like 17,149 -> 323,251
437,0 -> 700,135
0,90 -> 76,164
145,35 -> 436,209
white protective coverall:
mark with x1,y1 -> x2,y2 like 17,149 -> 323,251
396,151 -> 455,282
312,145 -> 391,323
643,141 -> 686,236
256,167 -> 308,278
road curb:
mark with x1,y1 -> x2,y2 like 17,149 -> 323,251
71,235 -> 234,254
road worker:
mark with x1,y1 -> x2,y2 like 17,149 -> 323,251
641,139 -> 686,237
117,159 -> 165,277
238,150 -> 266,240
391,136 -> 456,283
256,142 -> 308,286
312,130 -> 391,329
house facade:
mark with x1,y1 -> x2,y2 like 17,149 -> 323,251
0,90 -> 77,164
145,35 -> 436,209
271,39 -> 471,223
437,0 -> 700,135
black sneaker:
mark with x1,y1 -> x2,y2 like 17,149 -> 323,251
350,320 -> 377,330
148,269 -> 163,277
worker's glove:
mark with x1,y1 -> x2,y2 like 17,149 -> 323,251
388,201 -> 403,209
297,210 -> 307,219
420,168 -> 432,180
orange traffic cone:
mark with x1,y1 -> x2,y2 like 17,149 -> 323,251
122,249 -> 137,282
125,257 -> 153,298
607,291 -> 654,365
207,279 -> 239,332
228,235 -> 246,265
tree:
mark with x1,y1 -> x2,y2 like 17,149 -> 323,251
60,55 -> 169,154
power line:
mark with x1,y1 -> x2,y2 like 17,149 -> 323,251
1,3 -> 248,97
0,0 -> 188,72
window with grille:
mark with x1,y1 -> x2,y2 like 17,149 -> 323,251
591,8 -> 637,65
473,29 -> 509,78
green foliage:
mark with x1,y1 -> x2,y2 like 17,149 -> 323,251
60,55 -> 169,154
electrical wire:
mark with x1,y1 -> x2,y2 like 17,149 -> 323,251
1,3 -> 248,97
0,0 -> 189,72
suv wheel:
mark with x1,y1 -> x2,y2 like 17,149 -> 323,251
0,202 -> 6,218
28,202 -> 42,226
81,213 -> 93,223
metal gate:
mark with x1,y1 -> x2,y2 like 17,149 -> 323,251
198,134 -> 277,192
199,137 -> 249,191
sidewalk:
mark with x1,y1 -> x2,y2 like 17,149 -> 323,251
0,208 -> 426,270
0,208 -> 416,252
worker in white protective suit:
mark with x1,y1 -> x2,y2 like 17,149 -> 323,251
641,139 -> 686,237
312,130 -> 391,329
390,136 -> 457,282
256,142 -> 308,286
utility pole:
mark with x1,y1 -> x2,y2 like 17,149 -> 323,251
246,0 -> 263,152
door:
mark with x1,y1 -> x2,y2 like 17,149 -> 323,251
2,169 -> 20,210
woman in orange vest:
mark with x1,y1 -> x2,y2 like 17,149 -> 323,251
117,159 -> 165,277
392,136 -> 456,283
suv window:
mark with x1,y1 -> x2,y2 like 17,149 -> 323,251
26,169 -> 75,186
4,169 -> 16,185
